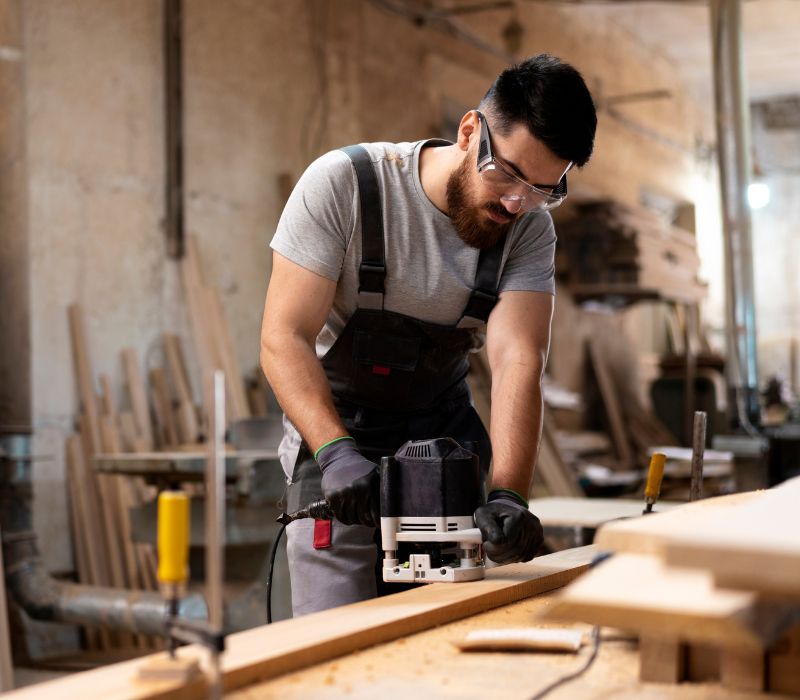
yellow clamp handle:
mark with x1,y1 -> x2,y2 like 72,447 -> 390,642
157,490 -> 190,586
644,452 -> 666,504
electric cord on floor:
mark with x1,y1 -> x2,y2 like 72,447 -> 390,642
528,626 -> 601,700
266,522 -> 287,624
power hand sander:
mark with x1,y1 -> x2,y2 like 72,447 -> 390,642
278,437 -> 486,583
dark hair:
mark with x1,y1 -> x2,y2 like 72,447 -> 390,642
479,54 -> 597,167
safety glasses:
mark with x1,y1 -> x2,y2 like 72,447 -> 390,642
475,110 -> 569,213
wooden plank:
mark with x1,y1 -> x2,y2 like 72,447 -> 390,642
67,304 -> 102,455
541,552 -> 799,650
181,236 -> 221,396
66,435 -> 109,586
535,420 -> 582,497
99,374 -> 115,416
205,288 -> 250,421
586,338 -> 633,469
529,497 -> 679,530
149,367 -> 179,448
122,349 -> 154,451
595,490 -> 761,556
663,476 -> 800,599
3,546 -> 597,700
164,334 -> 199,443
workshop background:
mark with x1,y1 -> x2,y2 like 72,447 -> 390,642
2,0 -> 800,693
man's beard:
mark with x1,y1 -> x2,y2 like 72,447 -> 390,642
445,157 -> 514,250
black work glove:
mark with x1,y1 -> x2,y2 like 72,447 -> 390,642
474,490 -> 544,565
317,438 -> 380,528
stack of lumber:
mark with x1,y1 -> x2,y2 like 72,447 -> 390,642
63,237 -> 266,650
555,199 -> 707,304
542,477 -> 800,694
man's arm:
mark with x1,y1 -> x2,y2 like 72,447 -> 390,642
485,289 -> 554,498
260,251 -> 346,453
260,251 -> 381,526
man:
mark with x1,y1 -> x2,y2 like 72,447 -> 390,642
261,54 -> 596,616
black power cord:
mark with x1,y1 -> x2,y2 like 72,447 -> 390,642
266,522 -> 287,624
528,626 -> 602,700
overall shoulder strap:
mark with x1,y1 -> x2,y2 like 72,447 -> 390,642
340,145 -> 385,310
458,240 -> 504,326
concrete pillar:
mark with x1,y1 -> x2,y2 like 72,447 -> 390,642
0,0 -> 31,434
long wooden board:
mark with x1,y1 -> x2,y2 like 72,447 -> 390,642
5,546 -> 596,700
663,476 -> 800,598
541,552 -> 800,650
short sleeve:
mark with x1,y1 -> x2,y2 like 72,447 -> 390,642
270,150 -> 357,281
498,214 -> 556,295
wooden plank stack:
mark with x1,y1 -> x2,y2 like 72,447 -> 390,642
62,237 -> 263,650
542,479 -> 800,694
555,199 -> 707,304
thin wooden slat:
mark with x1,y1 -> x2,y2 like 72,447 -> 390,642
181,236 -> 220,391
66,435 -> 109,586
122,349 -> 154,451
586,338 -> 633,469
164,334 -> 199,443
3,546 -> 596,700
118,411 -> 139,453
205,288 -> 250,421
535,411 -> 582,497
99,374 -> 115,417
149,368 -> 179,448
68,304 -> 102,455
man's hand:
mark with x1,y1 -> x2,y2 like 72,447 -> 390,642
474,490 -> 543,564
317,439 -> 380,528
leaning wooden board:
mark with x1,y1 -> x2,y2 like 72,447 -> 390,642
6,546 -> 596,700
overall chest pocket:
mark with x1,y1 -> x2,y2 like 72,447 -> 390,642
351,330 -> 423,409
353,330 -> 421,371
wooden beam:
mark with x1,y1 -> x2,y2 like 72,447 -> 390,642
3,546 -> 596,700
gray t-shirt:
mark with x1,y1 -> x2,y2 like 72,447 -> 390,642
271,139 -> 556,358
270,140 -> 556,480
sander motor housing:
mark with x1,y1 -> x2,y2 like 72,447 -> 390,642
380,437 -> 486,583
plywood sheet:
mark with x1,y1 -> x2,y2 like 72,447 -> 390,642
5,546 -> 596,700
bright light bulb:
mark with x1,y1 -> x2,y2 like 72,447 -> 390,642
748,182 -> 770,210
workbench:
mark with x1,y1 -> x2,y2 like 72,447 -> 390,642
230,592 -> 786,700
7,544 -> 789,700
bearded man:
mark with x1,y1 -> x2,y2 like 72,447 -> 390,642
261,54 -> 597,616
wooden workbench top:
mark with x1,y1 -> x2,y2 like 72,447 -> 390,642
231,593 -> 792,700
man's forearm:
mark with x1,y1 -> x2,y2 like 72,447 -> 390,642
261,333 -> 347,453
488,360 -> 544,499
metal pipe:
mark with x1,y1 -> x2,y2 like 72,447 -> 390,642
710,0 -> 760,430
1,436 -> 206,636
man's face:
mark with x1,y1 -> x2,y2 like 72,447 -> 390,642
446,116 -> 571,250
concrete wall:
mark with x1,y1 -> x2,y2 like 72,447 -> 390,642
22,1 -> 716,572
